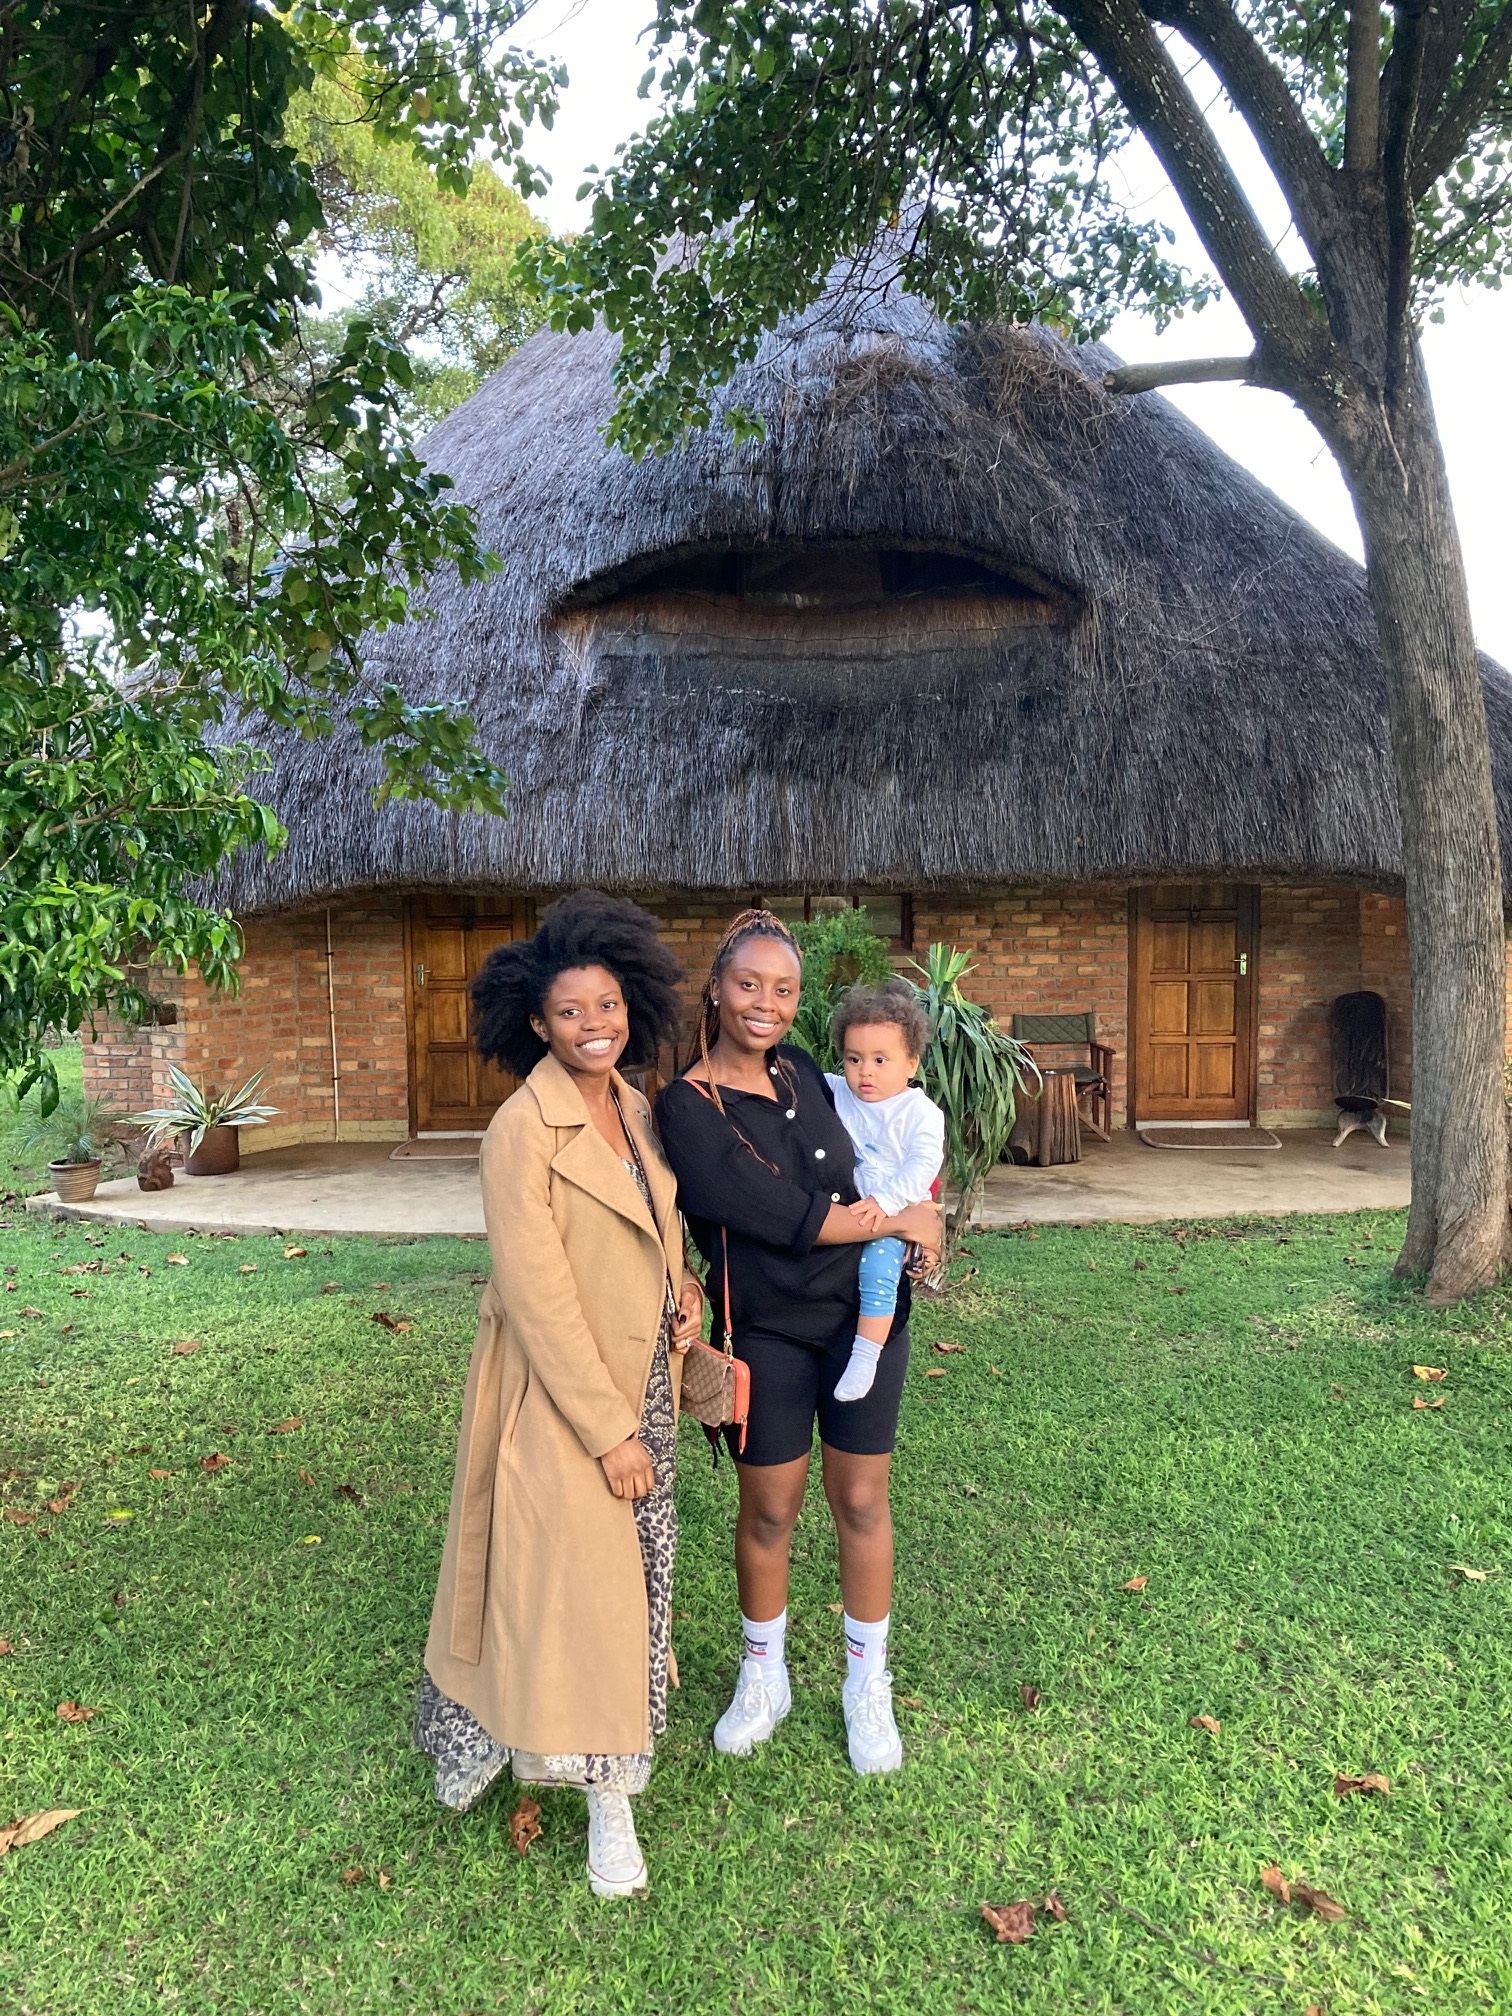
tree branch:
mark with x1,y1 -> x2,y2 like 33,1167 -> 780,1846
1103,353 -> 1256,393
1382,0 -> 1430,392
1152,0 -> 1348,283
1053,0 -> 1342,397
1345,0 -> 1381,172
1413,2 -> 1512,197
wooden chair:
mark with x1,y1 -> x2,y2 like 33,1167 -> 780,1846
1010,1012 -> 1115,1142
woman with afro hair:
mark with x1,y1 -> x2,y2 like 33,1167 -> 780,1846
415,891 -> 704,1900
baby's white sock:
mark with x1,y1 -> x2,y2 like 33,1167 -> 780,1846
740,1608 -> 788,1683
834,1335 -> 882,1402
842,1611 -> 890,1701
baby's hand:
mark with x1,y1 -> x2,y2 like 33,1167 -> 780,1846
848,1196 -> 889,1235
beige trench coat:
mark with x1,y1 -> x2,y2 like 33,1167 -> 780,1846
424,1053 -> 698,1758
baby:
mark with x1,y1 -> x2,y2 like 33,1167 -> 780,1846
825,978 -> 946,1403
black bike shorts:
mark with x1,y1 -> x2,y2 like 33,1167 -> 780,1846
725,1322 -> 911,1467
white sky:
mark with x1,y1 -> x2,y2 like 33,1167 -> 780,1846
514,0 -> 1512,664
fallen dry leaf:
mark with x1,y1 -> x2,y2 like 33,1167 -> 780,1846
269,1418 -> 303,1435
1292,1880 -> 1348,1923
1260,1863 -> 1291,1905
1190,1714 -> 1222,1735
931,1339 -> 967,1354
1449,1562 -> 1493,1581
989,1364 -> 1001,1375
1304,2005 -> 1325,2016
1041,1891 -> 1069,1922
1412,1365 -> 1447,1382
17,1307 -> 45,1319
896,1695 -> 922,1710
124,1446 -> 151,1457
981,1900 -> 1037,1944
238,1264 -> 257,1274
924,1367 -> 947,1378
55,1701 -> 95,1724
320,1282 -> 342,1295
369,1310 -> 414,1332
509,1796 -> 542,1856
199,1453 -> 231,1474
3,1509 -> 36,1525
283,1246 -> 308,1260
1413,1396 -> 1445,1410
334,1482 -> 364,1506
377,1869 -> 392,1891
165,1254 -> 189,1266
374,1281 -> 389,1292
1122,1575 -> 1149,1593
44,1484 -> 78,1515
0,1808 -> 81,1856
1334,1772 -> 1390,1798
170,1339 -> 200,1356
827,1602 -> 844,1614
340,1865 -> 364,1886
0,1640 -> 11,1655
299,1469 -> 317,1487
148,1468 -> 176,1479
1020,1684 -> 1041,1711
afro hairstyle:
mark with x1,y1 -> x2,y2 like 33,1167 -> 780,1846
471,889 -> 684,1080
830,976 -> 933,1063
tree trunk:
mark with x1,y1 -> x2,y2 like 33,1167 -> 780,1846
1328,349 -> 1510,1300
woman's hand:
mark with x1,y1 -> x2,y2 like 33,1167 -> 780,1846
600,1435 -> 656,1499
672,1276 -> 703,1352
890,1201 -> 942,1266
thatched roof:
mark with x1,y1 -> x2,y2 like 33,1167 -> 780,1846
217,280 -> 1512,912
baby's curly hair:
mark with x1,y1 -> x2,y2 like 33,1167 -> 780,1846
471,890 -> 684,1079
831,976 -> 933,1063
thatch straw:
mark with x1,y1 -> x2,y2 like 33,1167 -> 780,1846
213,280 -> 1512,912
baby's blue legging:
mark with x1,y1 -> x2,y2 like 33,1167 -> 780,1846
857,1235 -> 907,1320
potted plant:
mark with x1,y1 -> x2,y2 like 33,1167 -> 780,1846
21,1093 -> 128,1203
911,945 -> 1041,1277
131,1067 -> 279,1176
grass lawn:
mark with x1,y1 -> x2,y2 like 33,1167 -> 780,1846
1,1200 -> 1509,2015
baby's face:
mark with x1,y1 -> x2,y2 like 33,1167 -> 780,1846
841,1023 -> 918,1104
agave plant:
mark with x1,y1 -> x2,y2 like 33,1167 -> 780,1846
131,1067 -> 279,1155
911,945 -> 1040,1273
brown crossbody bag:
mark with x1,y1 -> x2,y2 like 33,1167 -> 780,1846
672,1078 -> 752,1454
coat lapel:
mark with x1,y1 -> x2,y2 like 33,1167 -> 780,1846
528,1054 -> 661,1246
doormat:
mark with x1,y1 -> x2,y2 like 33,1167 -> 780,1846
1140,1127 -> 1281,1150
389,1138 -> 482,1161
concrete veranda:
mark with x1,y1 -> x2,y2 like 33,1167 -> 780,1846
28,1127 -> 1411,1240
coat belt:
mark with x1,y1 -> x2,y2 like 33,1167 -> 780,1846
448,1284 -> 506,1665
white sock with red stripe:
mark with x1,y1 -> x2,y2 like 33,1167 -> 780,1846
740,1609 -> 787,1684
842,1611 -> 889,1702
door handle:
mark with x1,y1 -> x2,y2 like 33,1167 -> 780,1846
1236,953 -> 1248,976
415,962 -> 427,987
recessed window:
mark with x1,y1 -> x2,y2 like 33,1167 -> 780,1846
558,542 -> 1070,620
762,892 -> 913,951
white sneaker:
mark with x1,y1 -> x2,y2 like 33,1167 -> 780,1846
712,1659 -> 792,1756
844,1670 -> 903,1775
586,1788 -> 648,1898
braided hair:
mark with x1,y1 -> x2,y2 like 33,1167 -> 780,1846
692,907 -> 803,1113
472,889 -> 683,1079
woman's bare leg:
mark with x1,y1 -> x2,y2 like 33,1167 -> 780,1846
733,1452 -> 809,1619
819,1446 -> 894,1621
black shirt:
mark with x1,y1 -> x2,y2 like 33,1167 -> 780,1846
657,1044 -> 911,1349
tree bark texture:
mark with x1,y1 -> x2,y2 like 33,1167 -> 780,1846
1329,351 -> 1511,1299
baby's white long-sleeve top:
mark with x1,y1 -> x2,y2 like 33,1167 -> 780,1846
825,1074 -> 946,1217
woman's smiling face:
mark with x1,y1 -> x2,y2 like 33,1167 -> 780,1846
530,964 -> 629,1080
715,934 -> 802,1054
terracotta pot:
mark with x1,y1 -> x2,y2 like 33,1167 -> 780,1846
182,1125 -> 240,1177
50,1160 -> 101,1203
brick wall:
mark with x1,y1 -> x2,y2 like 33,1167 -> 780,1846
81,881 -> 1506,1147
82,899 -> 409,1150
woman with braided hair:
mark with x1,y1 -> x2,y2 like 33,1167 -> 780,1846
416,890 -> 704,1900
656,910 -> 941,1775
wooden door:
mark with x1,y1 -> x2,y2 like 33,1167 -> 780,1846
1130,885 -> 1258,1124
406,895 -> 535,1132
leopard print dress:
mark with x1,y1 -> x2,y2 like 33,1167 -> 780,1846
414,1152 -> 677,1806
